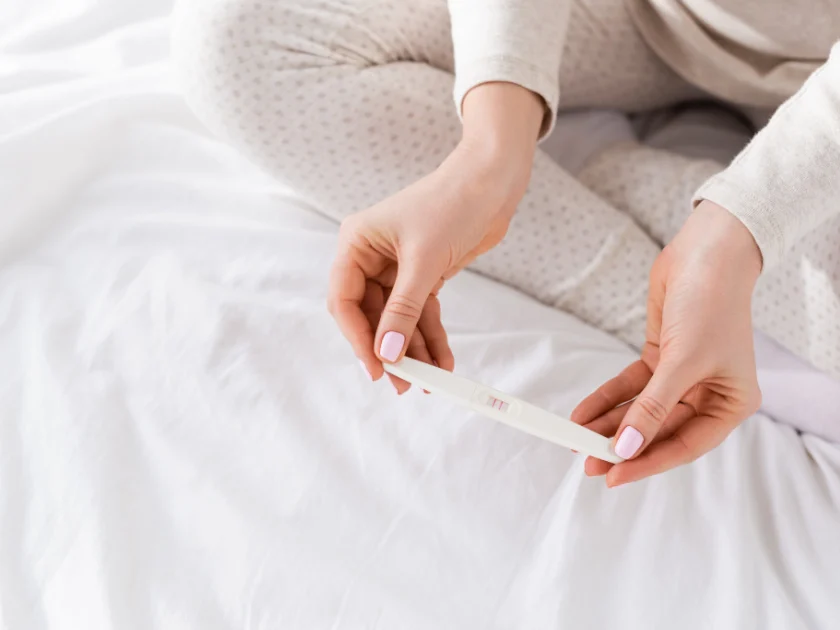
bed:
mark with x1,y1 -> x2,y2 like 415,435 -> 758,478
2,2 -> 839,628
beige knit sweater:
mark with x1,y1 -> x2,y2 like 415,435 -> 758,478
448,0 -> 840,267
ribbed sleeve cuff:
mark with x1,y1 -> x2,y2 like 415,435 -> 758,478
693,175 -> 785,269
448,0 -> 567,141
452,56 -> 560,139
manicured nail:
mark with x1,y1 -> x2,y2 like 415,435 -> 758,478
358,360 -> 372,380
614,426 -> 644,459
379,331 -> 405,362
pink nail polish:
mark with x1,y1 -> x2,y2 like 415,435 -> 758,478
358,360 -> 372,380
379,331 -> 405,362
614,426 -> 644,459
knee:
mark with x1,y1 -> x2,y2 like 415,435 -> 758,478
171,0 -> 249,131
170,0 -> 311,133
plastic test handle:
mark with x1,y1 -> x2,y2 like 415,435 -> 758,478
382,357 -> 623,464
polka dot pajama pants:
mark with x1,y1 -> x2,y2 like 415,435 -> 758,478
171,0 -> 840,381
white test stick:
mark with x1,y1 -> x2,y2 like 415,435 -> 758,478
382,357 -> 623,464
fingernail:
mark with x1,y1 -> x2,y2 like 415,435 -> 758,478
358,360 -> 372,380
379,331 -> 405,362
614,426 -> 644,459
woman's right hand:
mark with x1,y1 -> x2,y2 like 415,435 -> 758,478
328,82 -> 545,392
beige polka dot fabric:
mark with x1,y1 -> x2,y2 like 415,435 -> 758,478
578,142 -> 723,247
171,0 -> 840,379
754,224 -> 840,377
578,125 -> 840,380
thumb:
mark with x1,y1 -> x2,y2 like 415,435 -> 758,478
375,255 -> 442,364
613,361 -> 697,460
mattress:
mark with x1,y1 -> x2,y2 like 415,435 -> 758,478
1,2 -> 839,629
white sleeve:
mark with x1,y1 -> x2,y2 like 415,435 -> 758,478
447,0 -> 571,138
694,43 -> 840,269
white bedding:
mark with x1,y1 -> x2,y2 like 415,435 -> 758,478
2,2 -> 839,629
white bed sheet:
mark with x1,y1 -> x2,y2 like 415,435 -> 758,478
2,2 -> 839,629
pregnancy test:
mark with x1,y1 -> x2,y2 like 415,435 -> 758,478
382,357 -> 623,464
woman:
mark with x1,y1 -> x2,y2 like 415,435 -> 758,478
171,0 -> 840,485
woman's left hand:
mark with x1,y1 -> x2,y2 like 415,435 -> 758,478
571,200 -> 764,487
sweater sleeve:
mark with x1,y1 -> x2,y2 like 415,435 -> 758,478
447,0 -> 571,139
694,43 -> 840,269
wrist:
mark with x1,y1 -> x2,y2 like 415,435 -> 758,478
451,84 -> 542,201
460,82 -> 543,162
688,200 -> 763,283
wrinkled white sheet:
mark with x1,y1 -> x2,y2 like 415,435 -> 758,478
1,2 -> 839,629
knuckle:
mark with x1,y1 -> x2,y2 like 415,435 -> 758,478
594,385 -> 613,408
675,433 -> 701,463
640,344 -> 660,368
338,214 -> 364,241
634,396 -> 669,427
385,294 -> 424,322
423,293 -> 442,317
406,326 -> 425,345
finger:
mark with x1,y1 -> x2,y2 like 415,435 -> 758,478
651,401 -> 698,443
584,401 -> 697,477
360,280 -> 385,326
403,327 -> 435,394
611,361 -> 698,461
385,327 -> 436,395
581,252 -> 667,417
585,457 -> 614,477
357,281 -> 413,394
416,295 -> 455,372
372,285 -> 410,394
570,360 -> 652,425
374,252 -> 444,365
365,286 -> 411,394
328,254 -> 380,373
581,404 -> 629,477
583,404 -> 631,439
606,413 -> 734,487
386,372 -> 410,395
584,399 -> 696,442
645,251 -> 668,344
357,280 -> 386,380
